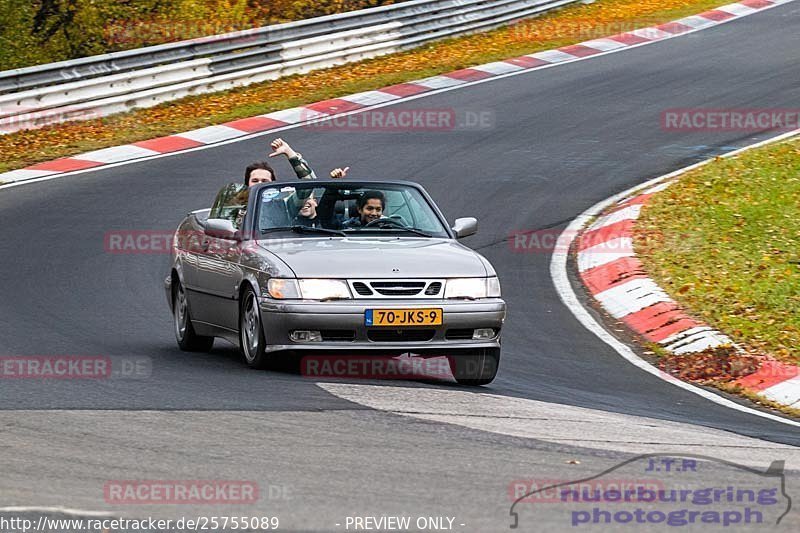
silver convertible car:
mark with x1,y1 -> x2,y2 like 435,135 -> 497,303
165,180 -> 506,385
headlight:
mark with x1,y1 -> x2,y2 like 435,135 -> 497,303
299,279 -> 352,300
267,278 -> 301,299
266,279 -> 352,300
444,277 -> 501,299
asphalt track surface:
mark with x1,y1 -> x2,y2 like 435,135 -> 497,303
1,3 -> 800,531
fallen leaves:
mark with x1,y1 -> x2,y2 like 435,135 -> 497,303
658,346 -> 761,384
0,0 -> 724,173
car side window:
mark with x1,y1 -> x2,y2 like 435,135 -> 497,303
209,183 -> 248,229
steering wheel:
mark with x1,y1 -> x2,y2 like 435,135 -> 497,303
388,214 -> 409,226
363,217 -> 407,229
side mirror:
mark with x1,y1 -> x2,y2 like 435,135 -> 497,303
205,218 -> 239,240
452,217 -> 478,239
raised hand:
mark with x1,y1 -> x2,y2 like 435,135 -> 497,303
269,138 -> 297,159
330,166 -> 350,179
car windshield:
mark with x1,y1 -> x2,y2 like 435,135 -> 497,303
255,182 -> 450,238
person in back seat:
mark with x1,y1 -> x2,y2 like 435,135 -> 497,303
244,138 -> 349,230
292,196 -> 322,228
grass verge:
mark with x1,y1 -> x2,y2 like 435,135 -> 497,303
636,136 -> 800,366
0,0 -> 724,174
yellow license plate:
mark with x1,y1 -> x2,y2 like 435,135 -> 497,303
365,308 -> 443,327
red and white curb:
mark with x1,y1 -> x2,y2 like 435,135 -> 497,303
0,0 -> 795,185
574,142 -> 800,411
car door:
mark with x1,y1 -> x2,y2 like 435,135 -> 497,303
188,183 -> 247,331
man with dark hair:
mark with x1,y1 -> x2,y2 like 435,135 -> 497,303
341,190 -> 385,229
244,161 -> 277,187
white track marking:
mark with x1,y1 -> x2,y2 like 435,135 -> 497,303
2,0 -> 795,191
761,378 -> 800,407
593,278 -> 671,318
339,90 -> 401,106
576,237 -> 634,271
72,145 -> 160,164
319,383 -> 799,466
413,75 -> 468,89
586,204 -> 642,231
177,125 -> 246,144
527,49 -> 579,63
718,3 -> 758,15
470,61 -> 525,75
580,38 -> 628,51
550,128 -> 800,428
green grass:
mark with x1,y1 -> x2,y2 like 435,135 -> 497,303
636,137 -> 800,364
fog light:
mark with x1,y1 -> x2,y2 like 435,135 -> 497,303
472,328 -> 495,340
290,330 -> 323,342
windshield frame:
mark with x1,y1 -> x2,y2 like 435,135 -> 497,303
247,180 -> 454,240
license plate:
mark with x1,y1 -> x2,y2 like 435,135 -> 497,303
365,308 -> 443,327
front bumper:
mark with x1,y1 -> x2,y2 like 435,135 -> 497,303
259,298 -> 505,354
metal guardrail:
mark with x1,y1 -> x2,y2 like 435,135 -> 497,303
0,0 -> 578,134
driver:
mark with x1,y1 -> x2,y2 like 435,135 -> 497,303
341,190 -> 385,229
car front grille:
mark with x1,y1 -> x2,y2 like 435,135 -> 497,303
348,279 -> 444,299
370,281 -> 425,296
367,329 -> 436,342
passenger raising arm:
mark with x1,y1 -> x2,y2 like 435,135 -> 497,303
268,138 -> 349,180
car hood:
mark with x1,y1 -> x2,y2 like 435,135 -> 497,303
257,237 -> 488,278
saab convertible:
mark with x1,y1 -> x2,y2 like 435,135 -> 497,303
165,180 -> 506,385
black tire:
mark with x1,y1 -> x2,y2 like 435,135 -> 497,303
239,286 -> 273,369
448,348 -> 500,386
173,280 -> 214,352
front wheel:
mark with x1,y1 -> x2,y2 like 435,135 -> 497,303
448,348 -> 499,386
239,287 -> 272,369
173,281 -> 214,352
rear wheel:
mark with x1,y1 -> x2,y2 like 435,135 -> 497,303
448,348 -> 499,386
239,287 -> 272,369
173,281 -> 214,352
